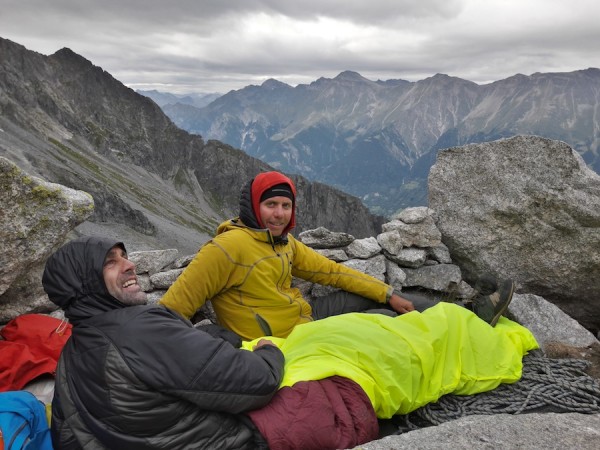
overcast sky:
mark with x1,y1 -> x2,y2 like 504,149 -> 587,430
2,0 -> 599,94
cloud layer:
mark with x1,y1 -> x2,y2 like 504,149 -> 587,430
2,0 -> 599,93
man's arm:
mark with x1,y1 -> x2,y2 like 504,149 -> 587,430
291,236 -> 415,313
160,240 -> 234,318
291,237 -> 414,310
124,308 -> 284,414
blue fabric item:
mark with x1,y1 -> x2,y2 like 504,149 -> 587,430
0,390 -> 53,450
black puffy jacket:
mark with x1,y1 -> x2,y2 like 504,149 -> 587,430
43,236 -> 284,449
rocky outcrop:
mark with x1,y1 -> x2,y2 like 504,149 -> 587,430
0,37 -> 384,254
429,135 -> 600,334
355,413 -> 600,449
2,142 -> 599,449
0,156 -> 93,322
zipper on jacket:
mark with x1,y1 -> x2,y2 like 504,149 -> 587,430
7,420 -> 29,450
255,313 -> 273,336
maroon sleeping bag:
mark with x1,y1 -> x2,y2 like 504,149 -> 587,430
247,375 -> 379,450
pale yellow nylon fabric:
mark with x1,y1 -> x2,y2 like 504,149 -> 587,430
243,302 -> 539,418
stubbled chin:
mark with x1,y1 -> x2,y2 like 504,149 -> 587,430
123,285 -> 141,293
121,290 -> 147,305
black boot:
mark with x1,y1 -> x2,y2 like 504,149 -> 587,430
472,278 -> 515,327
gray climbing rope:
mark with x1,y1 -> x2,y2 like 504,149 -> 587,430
408,355 -> 600,427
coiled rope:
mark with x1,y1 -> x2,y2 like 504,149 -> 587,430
397,355 -> 600,431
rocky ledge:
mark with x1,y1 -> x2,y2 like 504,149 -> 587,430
1,135 -> 600,449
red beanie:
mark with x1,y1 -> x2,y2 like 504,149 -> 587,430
251,171 -> 297,232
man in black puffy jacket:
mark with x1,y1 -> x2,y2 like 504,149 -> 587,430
43,236 -> 284,450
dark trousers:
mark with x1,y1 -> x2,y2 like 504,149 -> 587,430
310,291 -> 397,320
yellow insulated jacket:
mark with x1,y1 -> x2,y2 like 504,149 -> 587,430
160,219 -> 393,340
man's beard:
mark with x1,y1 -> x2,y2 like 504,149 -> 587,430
119,291 -> 148,306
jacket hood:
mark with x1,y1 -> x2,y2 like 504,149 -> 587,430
239,171 -> 297,238
42,236 -> 127,324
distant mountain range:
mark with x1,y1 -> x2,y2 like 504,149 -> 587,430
0,38 -> 383,254
136,90 -> 221,109
141,69 -> 600,215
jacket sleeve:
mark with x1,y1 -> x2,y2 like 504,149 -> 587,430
159,239 -> 238,318
122,307 -> 284,414
290,236 -> 393,304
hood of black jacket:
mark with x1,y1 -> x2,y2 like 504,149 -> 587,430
42,236 -> 128,325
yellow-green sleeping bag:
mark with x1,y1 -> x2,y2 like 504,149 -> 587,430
244,302 -> 539,418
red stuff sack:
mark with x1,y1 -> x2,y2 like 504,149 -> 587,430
0,314 -> 71,392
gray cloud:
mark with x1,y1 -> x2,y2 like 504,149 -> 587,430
1,0 -> 599,93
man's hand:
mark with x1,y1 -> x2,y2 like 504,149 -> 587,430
253,339 -> 276,350
389,293 -> 415,314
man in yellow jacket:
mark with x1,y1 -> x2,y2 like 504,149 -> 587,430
160,171 -> 416,341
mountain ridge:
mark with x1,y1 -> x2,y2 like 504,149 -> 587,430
0,37 -> 384,254
155,67 -> 600,215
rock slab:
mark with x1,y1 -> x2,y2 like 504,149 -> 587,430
0,156 -> 93,321
429,136 -> 600,333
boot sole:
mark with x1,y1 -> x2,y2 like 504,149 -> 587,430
489,281 -> 515,327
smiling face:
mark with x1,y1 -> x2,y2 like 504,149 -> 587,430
102,245 -> 147,305
259,195 -> 293,237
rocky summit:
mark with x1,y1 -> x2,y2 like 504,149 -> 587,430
0,37 -> 383,256
1,136 -> 599,449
